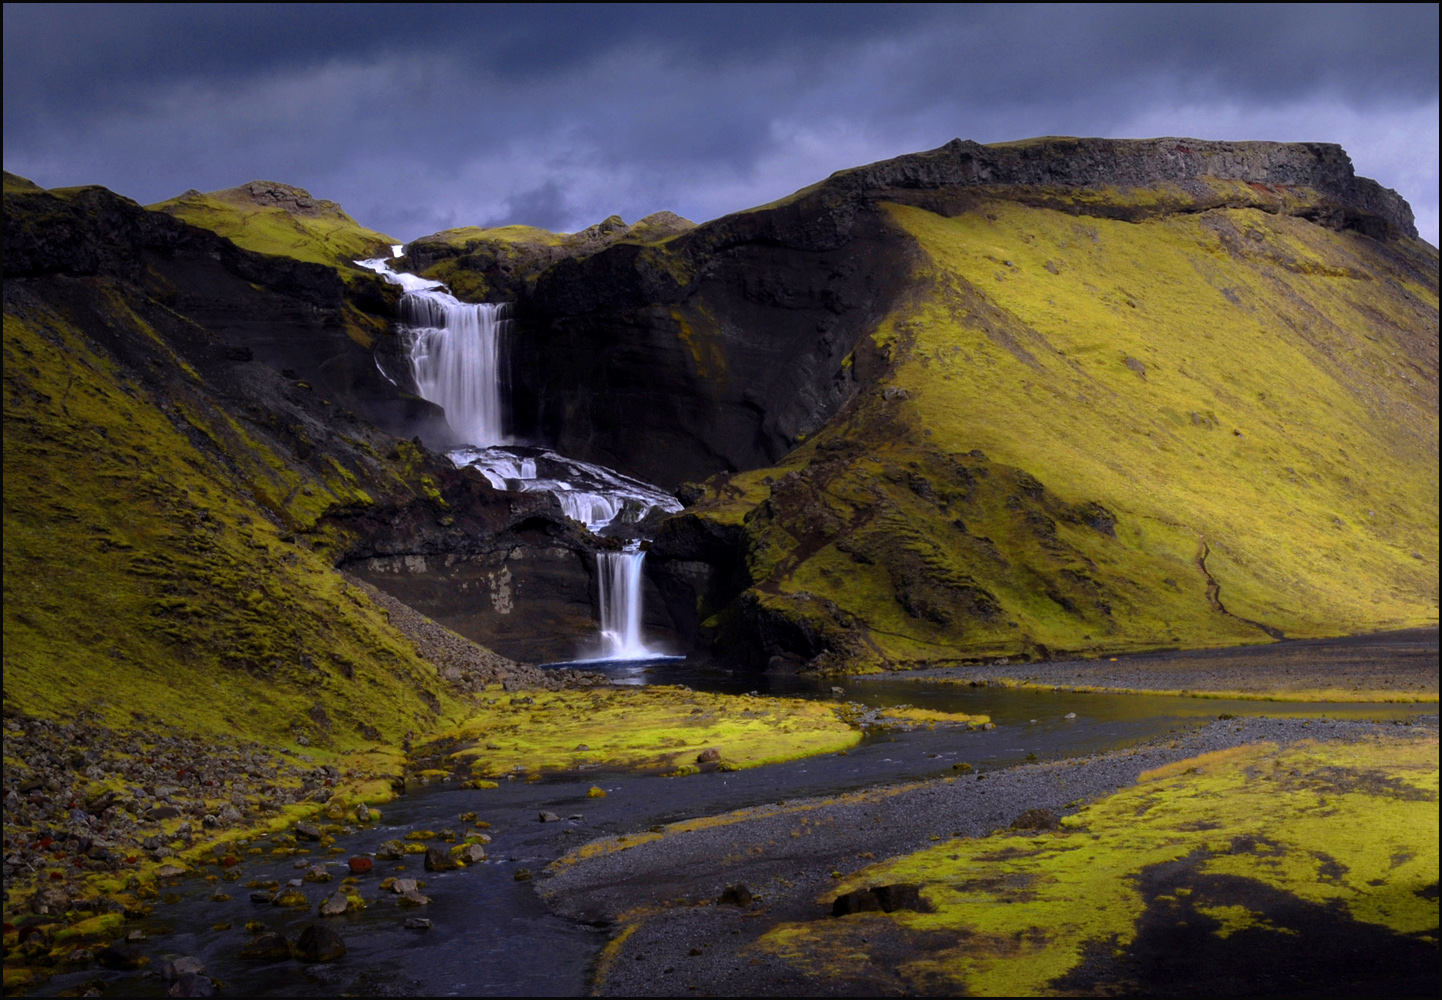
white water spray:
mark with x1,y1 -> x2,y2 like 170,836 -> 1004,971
598,544 -> 650,659
357,256 -> 681,661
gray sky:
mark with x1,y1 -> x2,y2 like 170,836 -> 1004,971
4,3 -> 1438,244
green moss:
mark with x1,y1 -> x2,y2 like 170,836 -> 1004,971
429,685 -> 889,776
2,306 -> 460,750
759,734 -> 1439,995
150,184 -> 397,271
682,198 -> 1437,668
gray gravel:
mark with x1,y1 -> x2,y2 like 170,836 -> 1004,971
540,714 -> 1438,996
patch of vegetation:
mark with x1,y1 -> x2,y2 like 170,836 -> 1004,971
150,182 -> 397,273
759,733 -> 1439,995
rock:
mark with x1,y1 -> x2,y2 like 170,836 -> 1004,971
397,890 -> 431,906
355,802 -> 370,822
1010,808 -> 1060,831
347,856 -> 373,875
696,748 -> 721,763
831,889 -> 883,916
293,922 -> 347,962
717,884 -> 753,906
457,843 -> 487,864
238,932 -> 291,960
148,805 -> 181,821
294,822 -> 322,841
156,863 -> 186,878
169,974 -> 215,997
587,786 -> 606,798
218,803 -> 244,824
981,722 -> 996,730
273,889 -> 309,908
96,944 -> 149,969
424,845 -> 460,871
161,956 -> 206,980
872,883 -> 924,912
29,885 -> 69,914
319,891 -> 349,916
404,917 -> 432,930
390,878 -> 419,894
539,811 -> 560,823
249,890 -> 275,903
302,865 -> 332,882
952,762 -> 974,773
1064,712 -> 1077,719
376,839 -> 405,860
514,868 -> 532,882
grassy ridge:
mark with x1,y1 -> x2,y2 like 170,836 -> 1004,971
150,183 -> 397,272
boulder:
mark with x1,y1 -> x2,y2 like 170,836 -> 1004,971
293,922 -> 347,962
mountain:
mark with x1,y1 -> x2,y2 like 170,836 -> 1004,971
404,138 -> 1438,668
4,135 -> 1437,702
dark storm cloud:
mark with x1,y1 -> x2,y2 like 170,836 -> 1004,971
4,4 -> 1437,242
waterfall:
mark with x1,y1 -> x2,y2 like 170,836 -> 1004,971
399,293 -> 509,447
356,255 -> 682,663
598,546 -> 650,659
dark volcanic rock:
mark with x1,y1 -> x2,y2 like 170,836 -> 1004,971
293,922 -> 347,962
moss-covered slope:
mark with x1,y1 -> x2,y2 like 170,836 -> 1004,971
623,140 -> 1439,667
2,178 -> 485,749
149,180 -> 398,272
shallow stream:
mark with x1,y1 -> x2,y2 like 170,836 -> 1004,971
33,659 -> 1434,997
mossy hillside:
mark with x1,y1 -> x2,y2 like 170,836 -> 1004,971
149,184 -> 398,273
2,300 -> 462,751
758,733 -> 1439,995
681,198 -> 1436,668
886,201 -> 1436,636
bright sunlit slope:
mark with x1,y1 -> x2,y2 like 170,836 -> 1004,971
683,189 -> 1438,668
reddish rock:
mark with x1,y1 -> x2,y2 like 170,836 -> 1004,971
346,856 -> 373,875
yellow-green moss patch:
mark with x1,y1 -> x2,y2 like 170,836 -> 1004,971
757,734 -> 1439,996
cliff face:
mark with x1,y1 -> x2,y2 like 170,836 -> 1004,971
438,137 -> 1434,667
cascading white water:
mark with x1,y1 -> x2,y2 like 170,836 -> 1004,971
400,294 -> 509,447
356,255 -> 682,662
598,545 -> 649,659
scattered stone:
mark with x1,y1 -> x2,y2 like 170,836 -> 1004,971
376,839 -> 405,860
96,945 -> 149,969
588,786 -> 606,798
457,844 -> 487,864
397,890 -> 431,907
319,891 -> 350,916
249,890 -> 275,903
1064,712 -> 1077,720
273,889 -> 308,908
981,722 -> 996,730
404,917 -> 432,930
293,922 -> 347,962
539,811 -> 560,823
831,687 -> 845,696
30,885 -> 69,914
403,829 -> 435,841
514,868 -> 532,882
871,883 -> 924,912
459,811 -> 477,823
302,865 -> 332,883
952,762 -> 974,773
1010,808 -> 1060,831
156,863 -> 186,878
347,856 -> 373,875
294,822 -> 322,841
696,748 -> 721,763
169,974 -> 215,997
238,932 -> 291,960
390,878 -> 419,894
218,803 -> 244,825
717,884 -> 753,906
832,889 -> 882,916
425,845 -> 460,871
161,956 -> 206,980
126,930 -> 147,942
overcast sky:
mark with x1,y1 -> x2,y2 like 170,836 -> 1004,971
4,3 -> 1438,244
